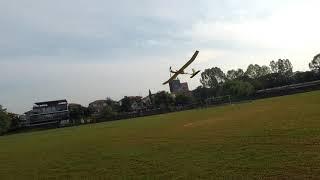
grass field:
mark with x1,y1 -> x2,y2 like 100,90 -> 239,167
1,91 -> 320,179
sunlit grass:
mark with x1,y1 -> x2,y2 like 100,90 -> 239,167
0,91 -> 320,179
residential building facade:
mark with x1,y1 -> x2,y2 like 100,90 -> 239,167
25,100 -> 70,127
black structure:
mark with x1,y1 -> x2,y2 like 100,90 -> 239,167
25,100 -> 70,127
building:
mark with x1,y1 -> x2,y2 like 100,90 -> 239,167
18,114 -> 28,127
25,99 -> 70,127
141,96 -> 154,109
169,79 -> 190,94
88,100 -> 109,114
119,96 -> 144,112
180,82 -> 189,92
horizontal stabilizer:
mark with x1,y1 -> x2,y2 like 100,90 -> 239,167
190,70 -> 201,78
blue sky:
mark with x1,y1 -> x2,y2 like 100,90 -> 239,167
1,0 -> 319,113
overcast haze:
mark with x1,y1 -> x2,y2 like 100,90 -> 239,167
1,0 -> 319,113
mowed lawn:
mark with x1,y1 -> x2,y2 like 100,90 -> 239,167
1,91 -> 320,179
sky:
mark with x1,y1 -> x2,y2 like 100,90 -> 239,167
1,0 -> 319,114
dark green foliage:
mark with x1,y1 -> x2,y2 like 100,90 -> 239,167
154,91 -> 174,110
69,104 -> 83,119
105,98 -> 121,113
100,105 -> 117,121
270,59 -> 293,76
293,71 -> 318,83
120,96 -> 133,112
309,53 -> 320,73
69,104 -> 89,123
192,86 -> 214,104
175,93 -> 193,106
227,68 -> 245,80
200,67 -> 226,88
245,64 -> 261,79
195,57 -> 320,102
222,80 -> 255,97
257,73 -> 282,88
245,64 -> 271,79
8,113 -> 20,130
93,98 -> 121,121
240,75 -> 264,90
0,105 -> 10,135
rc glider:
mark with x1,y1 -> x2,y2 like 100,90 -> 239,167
163,50 -> 200,85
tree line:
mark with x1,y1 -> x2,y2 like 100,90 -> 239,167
194,54 -> 320,102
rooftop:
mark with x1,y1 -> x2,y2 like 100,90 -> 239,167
35,99 -> 67,106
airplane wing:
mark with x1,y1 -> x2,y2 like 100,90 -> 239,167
177,50 -> 199,73
163,72 -> 179,85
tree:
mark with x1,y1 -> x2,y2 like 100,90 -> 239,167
270,59 -> 293,76
245,64 -> 271,79
8,113 -> 20,130
175,93 -> 193,106
105,97 -> 121,113
245,64 -> 259,79
100,105 -> 117,121
269,59 -> 293,85
227,68 -> 245,80
69,103 -> 88,124
222,81 -> 255,97
200,67 -> 226,88
192,86 -> 215,104
309,53 -> 320,73
153,91 -> 174,110
257,73 -> 280,88
120,96 -> 133,112
293,71 -> 318,83
260,65 -> 272,77
0,105 -> 10,135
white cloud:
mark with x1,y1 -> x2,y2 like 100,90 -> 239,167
189,0 -> 320,50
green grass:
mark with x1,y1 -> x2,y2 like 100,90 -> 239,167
1,91 -> 320,179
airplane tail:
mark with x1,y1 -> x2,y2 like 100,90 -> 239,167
190,70 -> 201,78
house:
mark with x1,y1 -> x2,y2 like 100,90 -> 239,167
88,100 -> 109,114
18,114 -> 28,127
25,99 -> 70,127
169,79 -> 190,94
141,90 -> 155,109
119,96 -> 144,112
141,96 -> 152,108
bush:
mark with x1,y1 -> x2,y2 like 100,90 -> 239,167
222,80 -> 255,97
154,91 -> 174,110
175,93 -> 193,106
0,106 -> 11,135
